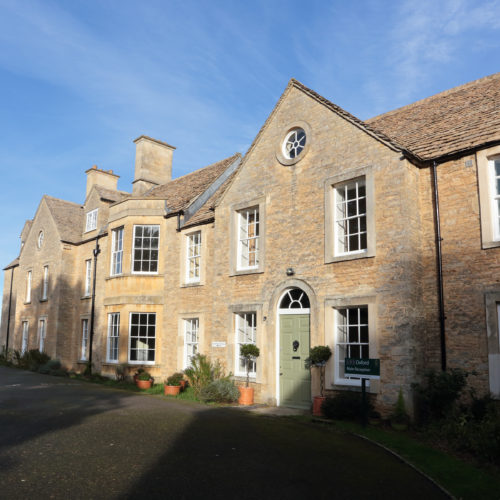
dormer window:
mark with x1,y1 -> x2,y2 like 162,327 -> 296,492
86,209 -> 98,232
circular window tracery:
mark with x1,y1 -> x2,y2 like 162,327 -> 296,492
37,231 -> 44,249
279,288 -> 310,309
282,128 -> 306,160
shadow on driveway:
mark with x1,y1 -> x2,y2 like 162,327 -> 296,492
0,367 -> 448,499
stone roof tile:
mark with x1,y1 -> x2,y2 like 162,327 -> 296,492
44,196 -> 84,243
144,153 -> 241,213
94,186 -> 129,203
366,72 -> 500,161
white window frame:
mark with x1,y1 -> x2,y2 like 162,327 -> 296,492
183,318 -> 199,369
107,313 -> 120,363
41,265 -> 49,300
84,259 -> 92,297
489,157 -> 500,241
237,208 -> 260,271
21,321 -> 29,354
37,231 -> 44,249
334,178 -> 367,256
235,312 -> 257,378
334,306 -> 369,387
132,225 -> 160,274
186,231 -> 201,283
128,312 -> 156,364
26,270 -> 32,303
81,319 -> 89,361
38,318 -> 46,352
85,209 -> 98,232
110,227 -> 124,276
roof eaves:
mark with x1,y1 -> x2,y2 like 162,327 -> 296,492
3,257 -> 19,270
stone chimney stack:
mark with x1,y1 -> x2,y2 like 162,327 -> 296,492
85,165 -> 119,197
132,135 -> 176,195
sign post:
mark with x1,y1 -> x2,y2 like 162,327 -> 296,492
345,358 -> 380,427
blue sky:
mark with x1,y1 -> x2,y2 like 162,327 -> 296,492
1,0 -> 500,296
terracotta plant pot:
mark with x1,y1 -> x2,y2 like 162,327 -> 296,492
312,396 -> 326,417
179,380 -> 187,391
238,386 -> 254,405
136,379 -> 152,390
164,384 -> 181,396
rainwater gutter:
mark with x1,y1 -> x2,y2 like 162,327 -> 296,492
88,235 -> 101,374
4,266 -> 14,351
432,160 -> 447,371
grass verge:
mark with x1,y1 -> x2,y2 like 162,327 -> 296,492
320,419 -> 500,500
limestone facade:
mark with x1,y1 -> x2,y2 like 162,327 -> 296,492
2,75 -> 500,412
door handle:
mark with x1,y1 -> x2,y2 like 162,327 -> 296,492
279,372 -> 283,376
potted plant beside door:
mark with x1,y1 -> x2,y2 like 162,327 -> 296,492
238,344 -> 260,405
307,345 -> 332,416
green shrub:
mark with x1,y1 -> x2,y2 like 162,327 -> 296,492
39,359 -> 65,375
0,348 -> 16,366
200,379 -> 240,403
306,346 -> 332,367
137,371 -> 152,381
115,363 -> 128,382
306,345 -> 332,397
431,399 -> 500,464
239,344 -> 260,388
322,391 -> 373,421
413,368 -> 468,423
17,349 -> 51,371
165,372 -> 184,386
391,388 -> 410,424
184,353 -> 231,398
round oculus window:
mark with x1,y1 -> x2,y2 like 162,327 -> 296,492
282,128 -> 306,160
37,231 -> 44,249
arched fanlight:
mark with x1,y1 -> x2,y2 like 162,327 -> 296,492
279,288 -> 310,309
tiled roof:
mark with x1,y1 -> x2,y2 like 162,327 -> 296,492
44,196 -> 84,243
182,166 -> 242,229
94,186 -> 129,203
366,72 -> 500,161
4,257 -> 19,270
145,153 -> 241,213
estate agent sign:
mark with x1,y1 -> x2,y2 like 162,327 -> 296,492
344,358 -> 380,380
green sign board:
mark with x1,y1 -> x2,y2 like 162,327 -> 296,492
345,358 -> 380,379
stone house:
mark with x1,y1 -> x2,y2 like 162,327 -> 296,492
2,73 -> 500,412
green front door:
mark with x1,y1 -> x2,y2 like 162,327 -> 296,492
279,314 -> 311,409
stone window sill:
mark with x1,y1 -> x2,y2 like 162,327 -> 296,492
230,269 -> 264,277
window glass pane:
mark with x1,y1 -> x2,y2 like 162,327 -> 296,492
348,326 -> 358,343
349,234 -> 359,251
359,197 -> 366,214
495,160 -> 500,177
348,218 -> 359,233
347,200 -> 357,217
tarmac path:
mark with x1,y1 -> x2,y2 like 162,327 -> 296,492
0,366 -> 449,499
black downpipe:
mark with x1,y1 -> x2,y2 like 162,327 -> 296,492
88,236 -> 101,375
432,161 -> 447,371
4,266 -> 14,351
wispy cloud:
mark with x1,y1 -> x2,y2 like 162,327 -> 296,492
382,0 -> 500,108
